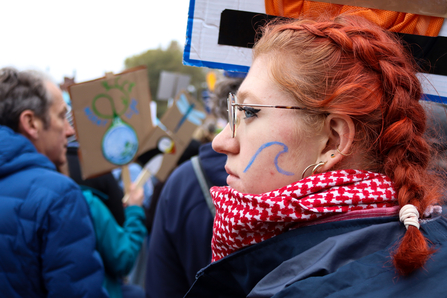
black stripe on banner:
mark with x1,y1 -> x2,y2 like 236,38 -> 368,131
218,9 -> 447,76
396,33 -> 447,76
218,10 -> 276,49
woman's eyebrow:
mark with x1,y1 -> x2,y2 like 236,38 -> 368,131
236,90 -> 257,104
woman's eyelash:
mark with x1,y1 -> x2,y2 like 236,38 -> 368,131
238,106 -> 261,118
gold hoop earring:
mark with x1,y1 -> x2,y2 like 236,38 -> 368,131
301,161 -> 327,179
336,146 -> 352,157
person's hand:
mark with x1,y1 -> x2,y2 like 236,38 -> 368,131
125,183 -> 144,207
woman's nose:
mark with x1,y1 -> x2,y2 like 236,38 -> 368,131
212,124 -> 239,155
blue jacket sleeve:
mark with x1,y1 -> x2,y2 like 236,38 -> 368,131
41,187 -> 108,298
84,190 -> 147,277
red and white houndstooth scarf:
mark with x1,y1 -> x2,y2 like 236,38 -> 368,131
210,169 -> 398,262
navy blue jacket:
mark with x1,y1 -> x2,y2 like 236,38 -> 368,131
145,143 -> 227,298
0,125 -> 108,298
185,215 -> 447,297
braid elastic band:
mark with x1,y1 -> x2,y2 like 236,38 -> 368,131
399,204 -> 420,230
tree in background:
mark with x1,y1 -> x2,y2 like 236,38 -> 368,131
125,41 -> 207,117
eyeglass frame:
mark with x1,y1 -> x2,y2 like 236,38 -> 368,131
227,92 -> 307,138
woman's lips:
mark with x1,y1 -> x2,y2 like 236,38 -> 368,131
225,166 -> 239,178
225,166 -> 239,186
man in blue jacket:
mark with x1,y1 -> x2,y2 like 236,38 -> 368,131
0,67 -> 108,297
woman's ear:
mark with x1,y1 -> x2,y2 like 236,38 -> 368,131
317,113 -> 355,172
18,110 -> 42,141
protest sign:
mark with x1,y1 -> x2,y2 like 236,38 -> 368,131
139,90 -> 206,181
69,66 -> 153,179
184,0 -> 447,103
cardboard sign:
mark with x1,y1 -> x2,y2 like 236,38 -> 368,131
69,65 -> 207,181
184,0 -> 447,103
184,0 -> 447,71
139,91 -> 206,181
69,66 -> 154,179
157,71 -> 191,100
183,0 -> 264,73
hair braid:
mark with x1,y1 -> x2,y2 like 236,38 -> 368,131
374,42 -> 439,276
320,19 -> 439,276
254,15 -> 442,275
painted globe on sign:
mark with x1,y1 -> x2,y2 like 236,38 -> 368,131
102,117 -> 139,165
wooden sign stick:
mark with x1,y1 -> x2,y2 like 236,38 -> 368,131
121,154 -> 163,204
121,165 -> 132,203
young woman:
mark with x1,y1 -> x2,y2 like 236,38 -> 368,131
185,15 -> 447,297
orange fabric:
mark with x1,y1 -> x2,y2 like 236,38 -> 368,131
265,0 -> 444,37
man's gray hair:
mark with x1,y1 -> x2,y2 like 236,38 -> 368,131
0,67 -> 54,132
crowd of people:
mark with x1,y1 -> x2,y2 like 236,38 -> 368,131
1,11 -> 447,298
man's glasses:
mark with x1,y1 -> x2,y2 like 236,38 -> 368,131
227,92 -> 305,138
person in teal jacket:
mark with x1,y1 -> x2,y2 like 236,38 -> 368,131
81,185 -> 147,298
58,157 -> 147,298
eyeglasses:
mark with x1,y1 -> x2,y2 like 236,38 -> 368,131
227,92 -> 305,138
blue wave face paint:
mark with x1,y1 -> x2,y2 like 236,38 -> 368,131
243,141 -> 294,176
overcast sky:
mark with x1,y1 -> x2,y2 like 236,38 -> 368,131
1,0 -> 190,84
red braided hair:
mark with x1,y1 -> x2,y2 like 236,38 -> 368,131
252,15 -> 442,276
